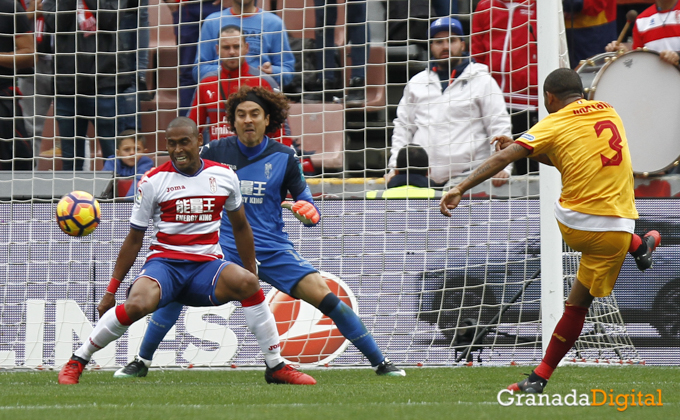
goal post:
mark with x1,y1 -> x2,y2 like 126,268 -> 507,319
537,0 -> 565,356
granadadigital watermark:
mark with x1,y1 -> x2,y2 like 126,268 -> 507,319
497,389 -> 664,411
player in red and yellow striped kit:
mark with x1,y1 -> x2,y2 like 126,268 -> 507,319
439,68 -> 660,393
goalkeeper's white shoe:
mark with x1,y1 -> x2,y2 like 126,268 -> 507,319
374,359 -> 406,376
114,356 -> 150,378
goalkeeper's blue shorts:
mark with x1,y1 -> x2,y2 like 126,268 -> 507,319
222,246 -> 317,296
129,258 -> 232,307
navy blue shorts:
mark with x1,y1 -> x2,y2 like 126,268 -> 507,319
131,258 -> 232,307
223,247 -> 317,296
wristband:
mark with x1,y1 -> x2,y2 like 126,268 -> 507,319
106,277 -> 121,294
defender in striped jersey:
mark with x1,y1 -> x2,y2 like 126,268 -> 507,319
58,117 -> 315,385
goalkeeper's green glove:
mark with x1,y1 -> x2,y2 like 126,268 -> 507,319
281,200 -> 320,225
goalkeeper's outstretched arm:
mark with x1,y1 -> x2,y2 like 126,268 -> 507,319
281,200 -> 320,226
282,158 -> 321,226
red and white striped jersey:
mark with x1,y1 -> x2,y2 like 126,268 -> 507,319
632,3 -> 680,52
130,159 -> 242,262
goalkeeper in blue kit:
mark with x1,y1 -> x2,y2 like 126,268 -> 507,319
116,86 -> 405,380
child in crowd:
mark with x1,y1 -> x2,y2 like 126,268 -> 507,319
103,130 -> 154,197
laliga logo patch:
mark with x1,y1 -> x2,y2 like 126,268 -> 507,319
266,271 -> 357,365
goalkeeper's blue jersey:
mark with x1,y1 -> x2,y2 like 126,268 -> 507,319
200,136 -> 317,252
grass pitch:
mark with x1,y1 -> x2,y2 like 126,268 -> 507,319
0,366 -> 677,420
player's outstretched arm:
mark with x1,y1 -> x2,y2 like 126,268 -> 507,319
227,206 -> 257,275
440,143 -> 530,217
492,135 -> 514,151
98,228 -> 146,317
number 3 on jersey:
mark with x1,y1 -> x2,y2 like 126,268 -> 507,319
595,120 -> 623,167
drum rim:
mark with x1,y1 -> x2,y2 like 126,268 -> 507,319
590,48 -> 680,99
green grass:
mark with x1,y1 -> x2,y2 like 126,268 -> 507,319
0,366 -> 677,420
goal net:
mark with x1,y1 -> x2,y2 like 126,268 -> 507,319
2,0 -> 673,371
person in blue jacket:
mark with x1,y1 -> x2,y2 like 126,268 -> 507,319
193,0 -> 295,89
114,86 -> 405,379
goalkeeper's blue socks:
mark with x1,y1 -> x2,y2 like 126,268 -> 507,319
139,301 -> 183,361
318,293 -> 384,366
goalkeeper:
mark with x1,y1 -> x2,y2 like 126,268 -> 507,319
116,86 -> 405,379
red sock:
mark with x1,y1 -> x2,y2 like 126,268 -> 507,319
534,304 -> 588,380
115,304 -> 133,326
628,234 -> 641,253
240,289 -> 265,307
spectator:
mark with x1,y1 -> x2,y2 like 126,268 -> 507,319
312,0 -> 370,106
102,129 -> 154,197
194,0 -> 295,95
0,0 -> 34,170
16,0 -> 54,160
366,144 -> 441,199
164,0 -> 221,111
432,0 -> 458,17
386,17 -> 512,188
43,0 -> 134,171
188,25 -> 291,145
386,0 -> 434,55
471,0 -> 539,175
118,0 -> 153,132
136,0 -> 151,100
564,0 -> 618,68
605,0 -> 680,66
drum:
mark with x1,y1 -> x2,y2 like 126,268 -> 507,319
575,50 -> 680,175
575,52 -> 618,97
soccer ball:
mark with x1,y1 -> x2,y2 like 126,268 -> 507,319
56,191 -> 101,237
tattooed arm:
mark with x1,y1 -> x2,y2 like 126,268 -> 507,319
440,143 -> 530,216
494,135 -> 553,167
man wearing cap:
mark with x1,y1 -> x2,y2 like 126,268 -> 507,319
386,17 -> 512,188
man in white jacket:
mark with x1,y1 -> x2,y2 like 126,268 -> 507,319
386,17 -> 512,187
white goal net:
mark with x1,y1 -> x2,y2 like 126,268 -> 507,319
1,0 -> 676,370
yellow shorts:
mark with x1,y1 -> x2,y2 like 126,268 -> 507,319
557,221 -> 632,298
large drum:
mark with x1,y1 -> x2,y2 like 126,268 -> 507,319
575,49 -> 680,175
